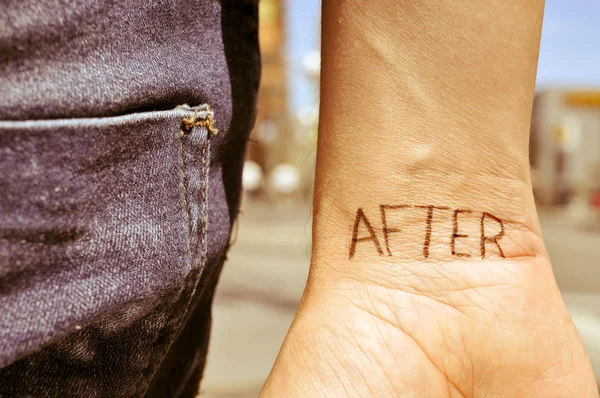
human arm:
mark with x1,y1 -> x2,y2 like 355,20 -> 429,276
262,1 -> 598,396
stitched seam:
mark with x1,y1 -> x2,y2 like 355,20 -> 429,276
200,137 -> 208,265
137,137 -> 211,398
179,128 -> 194,269
131,108 -> 212,397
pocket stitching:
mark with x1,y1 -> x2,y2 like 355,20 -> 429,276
129,105 -> 213,397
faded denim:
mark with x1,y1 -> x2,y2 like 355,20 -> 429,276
0,0 -> 260,396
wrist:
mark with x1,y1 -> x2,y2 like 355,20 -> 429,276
310,168 -> 546,274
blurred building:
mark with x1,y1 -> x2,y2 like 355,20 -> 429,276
531,91 -> 600,211
242,0 -> 321,199
247,0 -> 291,177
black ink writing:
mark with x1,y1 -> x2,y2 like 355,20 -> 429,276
348,204 -> 506,260
417,205 -> 450,259
349,208 -> 384,259
380,205 -> 409,256
480,212 -> 505,259
451,209 -> 472,258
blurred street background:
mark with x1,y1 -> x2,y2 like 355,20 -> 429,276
201,0 -> 600,396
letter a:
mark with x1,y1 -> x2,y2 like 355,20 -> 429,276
349,208 -> 384,259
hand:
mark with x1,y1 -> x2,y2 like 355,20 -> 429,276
261,0 -> 598,396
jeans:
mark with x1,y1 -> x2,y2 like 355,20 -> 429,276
0,0 -> 260,396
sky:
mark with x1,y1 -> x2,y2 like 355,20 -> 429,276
284,0 -> 600,113
537,0 -> 600,89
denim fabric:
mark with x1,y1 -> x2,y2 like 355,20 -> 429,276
0,0 -> 260,396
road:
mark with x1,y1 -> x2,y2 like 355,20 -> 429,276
200,202 -> 600,397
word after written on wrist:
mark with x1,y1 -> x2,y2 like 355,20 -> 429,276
349,204 -> 506,260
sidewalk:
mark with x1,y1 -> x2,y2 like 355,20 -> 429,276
201,202 -> 311,397
540,213 -> 600,379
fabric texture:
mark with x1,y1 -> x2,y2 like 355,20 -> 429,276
0,0 -> 260,396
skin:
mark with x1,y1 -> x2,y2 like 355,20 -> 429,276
261,1 -> 599,396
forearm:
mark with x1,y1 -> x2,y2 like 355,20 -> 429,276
262,1 -> 597,396
312,0 -> 545,267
